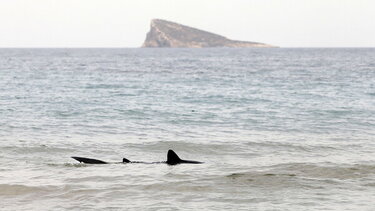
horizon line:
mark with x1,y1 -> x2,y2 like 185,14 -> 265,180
0,46 -> 375,49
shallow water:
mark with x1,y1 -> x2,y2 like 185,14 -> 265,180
0,48 -> 374,210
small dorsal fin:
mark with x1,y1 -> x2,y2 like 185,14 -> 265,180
167,149 -> 181,165
122,158 -> 131,163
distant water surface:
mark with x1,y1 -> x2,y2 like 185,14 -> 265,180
0,48 -> 374,210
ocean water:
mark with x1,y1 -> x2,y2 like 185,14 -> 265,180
0,48 -> 374,210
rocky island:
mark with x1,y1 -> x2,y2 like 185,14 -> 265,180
142,19 -> 276,48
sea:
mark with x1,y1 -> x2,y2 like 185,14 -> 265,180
0,48 -> 374,210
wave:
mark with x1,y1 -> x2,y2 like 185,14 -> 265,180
225,163 -> 375,188
0,184 -> 55,196
270,163 -> 375,179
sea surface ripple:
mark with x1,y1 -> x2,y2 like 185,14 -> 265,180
0,48 -> 374,210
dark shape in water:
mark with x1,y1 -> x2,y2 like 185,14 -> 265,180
166,149 -> 203,165
71,149 -> 203,165
71,157 -> 108,164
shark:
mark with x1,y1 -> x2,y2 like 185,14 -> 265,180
72,149 -> 203,165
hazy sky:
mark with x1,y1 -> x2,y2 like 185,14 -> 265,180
0,0 -> 374,47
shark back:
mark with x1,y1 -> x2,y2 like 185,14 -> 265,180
71,150 -> 203,165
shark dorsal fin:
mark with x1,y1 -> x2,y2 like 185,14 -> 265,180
167,149 -> 181,165
122,158 -> 131,163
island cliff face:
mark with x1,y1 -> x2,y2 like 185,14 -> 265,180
142,19 -> 276,48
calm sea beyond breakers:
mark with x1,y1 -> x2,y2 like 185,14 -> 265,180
0,48 -> 374,210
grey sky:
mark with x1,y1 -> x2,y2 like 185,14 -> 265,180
0,0 -> 374,47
